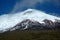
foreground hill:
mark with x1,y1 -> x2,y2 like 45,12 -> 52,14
0,30 -> 60,40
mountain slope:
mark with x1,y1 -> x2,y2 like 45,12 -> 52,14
0,9 -> 60,33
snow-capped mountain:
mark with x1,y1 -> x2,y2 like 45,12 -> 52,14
0,9 -> 60,33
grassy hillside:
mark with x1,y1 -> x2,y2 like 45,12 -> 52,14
0,30 -> 60,40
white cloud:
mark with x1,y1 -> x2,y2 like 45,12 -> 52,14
11,0 -> 46,13
11,0 -> 60,13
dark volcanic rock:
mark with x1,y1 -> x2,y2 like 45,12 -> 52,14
5,19 -> 60,32
9,19 -> 43,31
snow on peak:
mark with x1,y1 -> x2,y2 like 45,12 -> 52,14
20,9 -> 60,22
0,9 -> 60,32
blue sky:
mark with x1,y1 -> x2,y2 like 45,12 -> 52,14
0,0 -> 16,15
0,0 -> 60,16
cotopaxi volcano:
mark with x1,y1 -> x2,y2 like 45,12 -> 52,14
0,9 -> 60,33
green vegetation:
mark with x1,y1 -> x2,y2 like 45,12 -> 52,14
0,30 -> 60,40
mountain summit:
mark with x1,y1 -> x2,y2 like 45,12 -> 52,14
0,9 -> 60,33
20,9 -> 60,22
